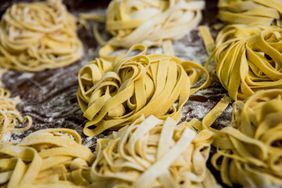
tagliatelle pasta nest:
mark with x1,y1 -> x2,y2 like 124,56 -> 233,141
106,0 -> 205,48
214,24 -> 282,100
218,0 -> 282,26
91,115 -> 221,188
211,89 -> 282,188
77,44 -> 209,136
0,0 -> 83,72
0,128 -> 94,187
0,87 -> 32,140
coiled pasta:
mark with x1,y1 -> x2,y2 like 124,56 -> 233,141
91,115 -> 221,188
0,128 -> 94,187
218,0 -> 282,26
211,89 -> 282,187
214,24 -> 282,100
106,0 -> 205,48
0,0 -> 83,72
0,87 -> 32,140
77,44 -> 209,136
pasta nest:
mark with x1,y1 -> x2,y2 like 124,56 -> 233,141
218,0 -> 282,26
0,87 -> 32,140
91,115 -> 220,188
214,24 -> 282,100
0,0 -> 83,72
77,44 -> 209,136
212,89 -> 282,187
0,128 -> 94,187
106,0 -> 205,47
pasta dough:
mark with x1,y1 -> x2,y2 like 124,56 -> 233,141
0,0 -> 83,72
210,89 -> 282,187
77,44 -> 209,136
214,24 -> 282,100
0,87 -> 32,140
106,0 -> 205,48
0,128 -> 94,187
91,115 -> 221,188
218,0 -> 282,26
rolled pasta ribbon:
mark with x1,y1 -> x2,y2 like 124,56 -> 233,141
77,44 -> 209,136
91,115 -> 221,188
0,87 -> 32,140
214,24 -> 282,101
210,89 -> 282,188
0,0 -> 83,72
0,128 -> 94,187
106,0 -> 205,48
218,0 -> 282,26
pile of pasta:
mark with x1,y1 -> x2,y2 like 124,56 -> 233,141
80,0 -> 205,59
105,0 -> 205,48
0,128 -> 94,187
77,44 -> 209,136
0,87 -> 32,140
218,0 -> 282,26
0,0 -> 83,72
92,115 -> 221,188
214,24 -> 282,100
211,89 -> 282,187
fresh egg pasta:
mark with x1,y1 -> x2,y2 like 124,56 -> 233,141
77,44 -> 209,136
211,89 -> 282,187
106,0 -> 205,47
91,116 -> 221,188
0,128 -> 94,187
0,0 -> 83,72
214,25 -> 282,100
0,87 -> 31,140
218,0 -> 282,26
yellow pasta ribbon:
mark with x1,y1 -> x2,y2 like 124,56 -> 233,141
0,128 -> 94,187
77,44 -> 209,137
0,87 -> 32,141
91,115 -> 221,188
80,0 -> 205,60
207,89 -> 282,188
199,26 -> 215,55
218,0 -> 282,26
0,0 -> 83,72
106,0 -> 205,48
214,24 -> 282,100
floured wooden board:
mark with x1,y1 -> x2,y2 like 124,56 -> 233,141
1,0 -> 232,186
